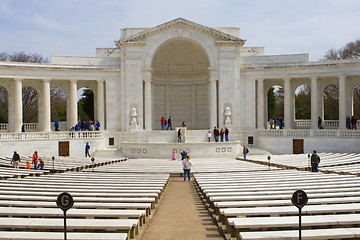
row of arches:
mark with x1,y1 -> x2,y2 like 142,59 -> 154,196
267,83 -> 360,127
0,86 -> 95,131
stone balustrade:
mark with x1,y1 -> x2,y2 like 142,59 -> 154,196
0,131 -> 103,141
261,129 -> 360,138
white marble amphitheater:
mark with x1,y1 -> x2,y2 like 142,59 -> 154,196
1,17 -> 360,157
3,17 -> 360,240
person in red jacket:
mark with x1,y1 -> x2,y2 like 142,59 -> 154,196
32,151 -> 39,170
220,128 -> 225,142
160,117 -> 166,130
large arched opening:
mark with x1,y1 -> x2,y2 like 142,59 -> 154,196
151,38 -> 210,130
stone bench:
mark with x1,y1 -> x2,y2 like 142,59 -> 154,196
0,200 -> 153,216
239,228 -> 360,240
0,206 -> 147,226
0,217 -> 139,239
0,231 -> 128,240
227,214 -> 360,239
219,203 -> 360,224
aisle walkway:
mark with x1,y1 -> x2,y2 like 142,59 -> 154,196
141,176 -> 225,240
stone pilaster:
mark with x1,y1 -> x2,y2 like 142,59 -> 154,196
311,77 -> 318,129
69,80 -> 78,130
42,79 -> 51,132
338,75 -> 346,129
144,79 -> 152,130
284,78 -> 291,129
97,80 -> 105,130
257,78 -> 265,129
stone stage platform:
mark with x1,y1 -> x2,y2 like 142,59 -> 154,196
120,141 -> 242,159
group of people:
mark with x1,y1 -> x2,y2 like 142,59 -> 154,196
268,117 -> 284,129
210,127 -> 229,142
171,150 -> 192,181
70,120 -> 101,132
346,116 -> 358,130
11,150 -> 44,170
160,116 -> 186,130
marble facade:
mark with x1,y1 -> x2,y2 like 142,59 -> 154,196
1,18 -> 360,156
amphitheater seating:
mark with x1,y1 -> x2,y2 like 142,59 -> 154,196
0,164 -> 169,240
194,169 -> 360,240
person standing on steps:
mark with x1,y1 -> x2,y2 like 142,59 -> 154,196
220,128 -> 225,142
85,142 -> 91,157
225,127 -> 229,142
167,116 -> 173,130
182,155 -> 192,181
207,131 -> 211,142
243,145 -> 249,161
11,151 -> 20,169
311,150 -> 321,172
177,129 -> 182,143
32,151 -> 39,169
161,117 -> 166,130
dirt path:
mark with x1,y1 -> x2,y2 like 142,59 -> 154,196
140,176 -> 224,240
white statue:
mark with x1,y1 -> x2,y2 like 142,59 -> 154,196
130,107 -> 138,131
224,106 -> 232,127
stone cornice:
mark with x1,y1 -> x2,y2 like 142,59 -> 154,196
116,18 -> 246,47
115,42 -> 146,48
215,41 -> 244,46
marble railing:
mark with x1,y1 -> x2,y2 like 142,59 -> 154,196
0,131 -> 103,141
261,129 -> 360,138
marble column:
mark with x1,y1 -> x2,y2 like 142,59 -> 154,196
311,77 -> 318,129
338,75 -> 346,129
97,80 -> 105,130
14,78 -> 23,132
192,84 -> 197,129
209,79 -> 217,128
165,84 -> 170,117
257,79 -> 265,129
284,78 -> 291,129
144,79 -> 152,130
42,79 -> 51,132
69,80 -> 78,130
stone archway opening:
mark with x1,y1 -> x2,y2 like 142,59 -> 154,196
151,38 -> 210,130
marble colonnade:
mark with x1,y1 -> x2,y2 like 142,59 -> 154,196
6,78 -> 105,132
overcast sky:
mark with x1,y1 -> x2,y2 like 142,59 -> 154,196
1,0 -> 359,61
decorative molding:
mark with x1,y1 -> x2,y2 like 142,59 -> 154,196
116,18 -> 246,47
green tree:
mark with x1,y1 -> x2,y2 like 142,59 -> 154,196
295,85 -> 311,119
267,87 -> 276,119
78,88 -> 94,121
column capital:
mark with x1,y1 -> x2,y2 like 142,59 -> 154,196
42,78 -> 51,83
96,79 -> 105,83
310,76 -> 318,81
257,78 -> 264,82
14,77 -> 23,82
209,78 -> 217,83
144,79 -> 152,83
338,74 -> 346,80
70,79 -> 78,83
283,77 -> 292,81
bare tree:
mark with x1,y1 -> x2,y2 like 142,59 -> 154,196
0,52 -> 67,124
323,39 -> 360,60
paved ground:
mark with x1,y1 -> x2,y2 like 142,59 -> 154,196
141,176 -> 225,240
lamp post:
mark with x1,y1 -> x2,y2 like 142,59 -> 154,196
91,157 -> 95,172
267,156 -> 271,170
